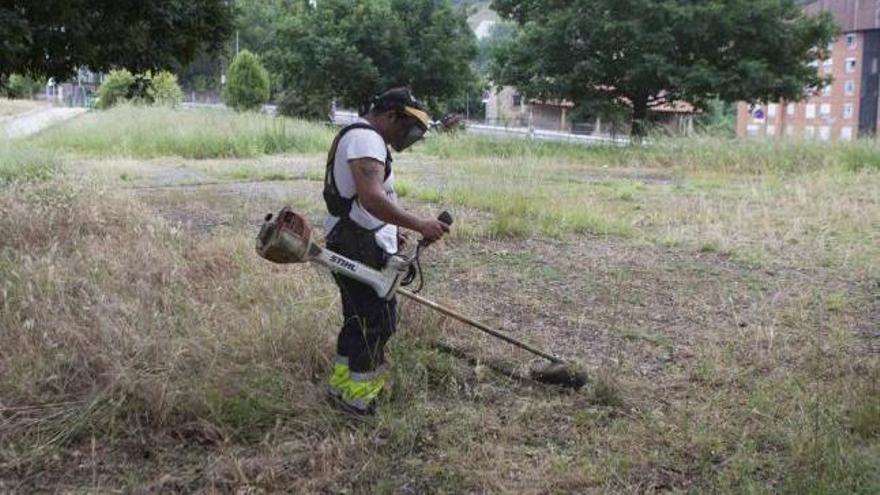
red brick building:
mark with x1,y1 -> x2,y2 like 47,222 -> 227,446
737,0 -> 880,141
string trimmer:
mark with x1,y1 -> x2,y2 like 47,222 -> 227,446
256,206 -> 587,389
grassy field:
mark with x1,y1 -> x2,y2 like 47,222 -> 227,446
1,107 -> 878,492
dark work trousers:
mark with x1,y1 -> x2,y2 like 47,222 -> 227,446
332,273 -> 398,374
326,220 -> 398,374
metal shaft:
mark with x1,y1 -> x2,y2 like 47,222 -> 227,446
397,289 -> 563,364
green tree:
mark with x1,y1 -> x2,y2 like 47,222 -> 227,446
268,0 -> 477,118
0,0 -> 233,81
232,0 -> 296,57
224,50 -> 271,112
490,0 -> 838,137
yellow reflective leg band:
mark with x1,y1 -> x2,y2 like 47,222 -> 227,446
328,360 -> 350,397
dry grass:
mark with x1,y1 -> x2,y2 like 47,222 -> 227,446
1,111 -> 878,492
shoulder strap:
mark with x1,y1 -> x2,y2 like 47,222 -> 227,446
324,122 -> 377,189
324,123 -> 392,219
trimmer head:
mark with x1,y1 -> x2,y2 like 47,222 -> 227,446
530,363 -> 588,390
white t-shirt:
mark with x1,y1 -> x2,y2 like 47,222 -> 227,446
323,118 -> 399,254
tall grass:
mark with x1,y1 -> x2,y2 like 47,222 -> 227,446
0,180 -> 341,464
418,133 -> 880,175
0,179 -> 468,489
0,139 -> 61,184
32,105 -> 334,159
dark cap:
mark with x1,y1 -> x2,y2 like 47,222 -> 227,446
370,87 -> 431,127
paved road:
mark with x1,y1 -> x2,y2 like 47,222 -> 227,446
3,106 -> 88,139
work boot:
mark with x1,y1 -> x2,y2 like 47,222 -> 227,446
327,371 -> 386,416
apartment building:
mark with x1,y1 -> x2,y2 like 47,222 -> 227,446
737,0 -> 880,141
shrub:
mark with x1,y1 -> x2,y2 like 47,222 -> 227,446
3,73 -> 45,99
224,50 -> 270,112
96,69 -> 136,109
96,69 -> 184,109
147,71 -> 184,107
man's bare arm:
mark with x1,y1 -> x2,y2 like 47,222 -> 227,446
350,158 -> 448,240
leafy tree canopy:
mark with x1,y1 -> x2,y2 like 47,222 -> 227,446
232,0 -> 297,57
268,0 -> 478,117
0,0 -> 233,80
490,0 -> 838,136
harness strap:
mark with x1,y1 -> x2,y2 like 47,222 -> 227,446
323,122 -> 393,223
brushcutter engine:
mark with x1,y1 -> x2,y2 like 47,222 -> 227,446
256,206 -> 438,300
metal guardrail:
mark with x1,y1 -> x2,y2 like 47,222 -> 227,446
466,123 -> 630,146
332,110 -> 630,146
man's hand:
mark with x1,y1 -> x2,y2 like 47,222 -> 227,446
351,158 -> 448,238
418,218 -> 450,241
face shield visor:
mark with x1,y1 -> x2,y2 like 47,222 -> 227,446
391,106 -> 431,152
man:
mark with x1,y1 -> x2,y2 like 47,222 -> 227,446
323,87 -> 449,414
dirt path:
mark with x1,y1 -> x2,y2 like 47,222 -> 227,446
3,106 -> 87,139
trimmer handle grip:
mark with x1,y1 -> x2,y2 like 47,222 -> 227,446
418,210 -> 453,248
438,210 -> 453,226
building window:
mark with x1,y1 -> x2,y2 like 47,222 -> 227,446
805,126 -> 816,138
823,57 -> 834,68
845,80 -> 856,95
841,127 -> 854,141
786,125 -> 794,137
746,124 -> 759,137
786,103 -> 795,116
820,103 -> 832,116
846,58 -> 857,73
844,103 -> 854,119
767,125 -> 776,136
822,84 -> 833,96
806,104 -> 816,119
512,93 -> 523,106
873,58 -> 878,75
819,126 -> 831,141
768,103 -> 778,118
847,33 -> 857,49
